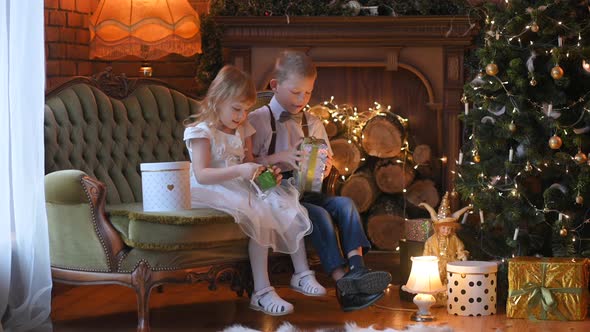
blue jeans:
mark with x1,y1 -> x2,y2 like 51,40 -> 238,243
301,193 -> 371,275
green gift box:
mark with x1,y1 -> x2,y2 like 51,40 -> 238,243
255,169 -> 277,191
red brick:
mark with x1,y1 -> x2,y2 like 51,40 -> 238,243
60,60 -> 77,76
166,78 -> 198,95
67,45 -> 89,60
45,27 -> 61,42
61,28 -> 78,42
75,0 -> 92,14
91,62 -> 111,75
77,61 -> 94,76
60,0 -> 76,11
46,60 -> 60,76
49,11 -> 66,26
76,29 -> 90,44
48,43 -> 67,59
46,77 -> 70,92
45,0 -> 60,10
67,12 -> 84,28
110,62 -> 142,77
155,62 -> 196,77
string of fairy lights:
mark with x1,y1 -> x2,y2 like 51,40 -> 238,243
458,0 -> 590,257
306,97 -> 421,237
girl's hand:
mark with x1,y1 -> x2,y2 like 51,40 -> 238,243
268,165 -> 283,184
239,162 -> 264,180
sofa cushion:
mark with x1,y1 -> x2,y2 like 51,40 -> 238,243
108,203 -> 248,251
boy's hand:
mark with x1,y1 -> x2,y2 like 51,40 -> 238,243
239,162 -> 264,180
323,154 -> 333,178
272,149 -> 303,170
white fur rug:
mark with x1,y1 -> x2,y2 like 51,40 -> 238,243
221,322 -> 453,332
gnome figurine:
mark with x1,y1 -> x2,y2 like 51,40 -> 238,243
419,192 -> 471,306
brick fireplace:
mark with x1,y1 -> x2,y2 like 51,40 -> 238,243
218,16 -> 478,191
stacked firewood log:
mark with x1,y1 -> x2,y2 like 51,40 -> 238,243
314,105 -> 441,251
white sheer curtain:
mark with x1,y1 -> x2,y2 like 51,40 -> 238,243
0,1 -> 53,331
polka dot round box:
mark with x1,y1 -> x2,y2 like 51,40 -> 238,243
140,162 -> 191,212
446,261 -> 498,316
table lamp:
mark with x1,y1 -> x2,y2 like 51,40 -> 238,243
401,256 -> 445,322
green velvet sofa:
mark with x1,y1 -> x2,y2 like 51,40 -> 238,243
44,70 -> 284,331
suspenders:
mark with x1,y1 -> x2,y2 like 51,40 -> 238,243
266,104 -> 308,155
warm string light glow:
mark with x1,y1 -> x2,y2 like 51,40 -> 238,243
311,97 -> 448,229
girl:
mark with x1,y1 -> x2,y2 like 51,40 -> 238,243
183,65 -> 326,316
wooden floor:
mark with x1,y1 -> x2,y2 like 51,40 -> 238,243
51,252 -> 590,331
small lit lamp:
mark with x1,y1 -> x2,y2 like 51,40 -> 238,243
401,256 -> 445,322
89,0 -> 202,76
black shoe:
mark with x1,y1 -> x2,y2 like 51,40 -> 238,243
336,266 -> 391,296
336,290 -> 385,312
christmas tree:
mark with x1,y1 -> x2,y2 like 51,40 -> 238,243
457,0 -> 590,259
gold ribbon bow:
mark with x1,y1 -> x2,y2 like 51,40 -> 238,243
509,262 -> 582,320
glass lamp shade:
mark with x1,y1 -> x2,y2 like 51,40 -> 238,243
402,256 -> 445,294
89,0 -> 202,60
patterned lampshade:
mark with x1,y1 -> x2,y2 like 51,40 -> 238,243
402,256 -> 445,294
89,0 -> 202,60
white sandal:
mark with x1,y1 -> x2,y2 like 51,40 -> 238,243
290,270 -> 327,296
249,286 -> 294,316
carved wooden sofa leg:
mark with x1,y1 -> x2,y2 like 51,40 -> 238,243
132,261 -> 154,332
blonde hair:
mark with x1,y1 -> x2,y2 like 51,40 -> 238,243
273,50 -> 317,83
184,65 -> 256,127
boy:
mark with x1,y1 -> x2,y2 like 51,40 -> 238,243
248,50 -> 391,312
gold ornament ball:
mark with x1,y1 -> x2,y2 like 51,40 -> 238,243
583,59 -> 590,73
450,191 -> 459,199
551,65 -> 564,80
473,154 -> 481,163
559,228 -> 568,237
477,71 -> 485,79
548,135 -> 562,149
576,195 -> 584,205
574,151 -> 588,164
530,22 -> 539,32
486,63 -> 499,76
508,122 -> 517,133
529,78 -> 537,86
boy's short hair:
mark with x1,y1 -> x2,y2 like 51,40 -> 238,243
273,50 -> 317,82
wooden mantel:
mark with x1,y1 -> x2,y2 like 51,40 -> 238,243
216,16 -> 476,47
218,16 -> 478,193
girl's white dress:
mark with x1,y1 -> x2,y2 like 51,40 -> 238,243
184,121 -> 312,254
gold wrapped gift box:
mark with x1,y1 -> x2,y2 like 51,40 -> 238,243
507,257 -> 589,320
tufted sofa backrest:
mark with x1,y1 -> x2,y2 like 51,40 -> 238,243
44,80 -> 200,204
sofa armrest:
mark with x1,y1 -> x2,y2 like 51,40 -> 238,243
45,170 -> 126,272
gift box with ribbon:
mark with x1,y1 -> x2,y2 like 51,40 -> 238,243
295,137 -> 329,193
507,257 -> 589,320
